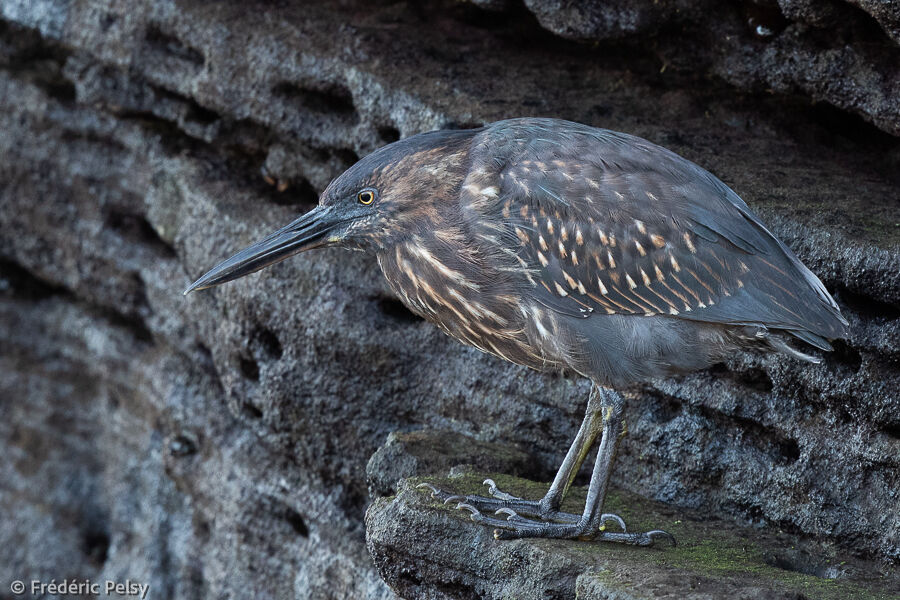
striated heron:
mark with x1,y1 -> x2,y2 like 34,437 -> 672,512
185,118 -> 848,546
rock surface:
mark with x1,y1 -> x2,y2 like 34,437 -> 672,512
0,1 -> 898,599
513,0 -> 900,136
366,430 -> 540,500
368,473 -> 900,600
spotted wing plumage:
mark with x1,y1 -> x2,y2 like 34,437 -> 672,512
469,119 -> 848,349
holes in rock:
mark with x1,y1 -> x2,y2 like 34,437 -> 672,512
283,507 -> 309,537
334,147 -> 360,167
439,120 -> 483,130
116,107 -> 197,156
709,363 -> 773,394
878,422 -> 900,441
804,102 -> 900,152
3,255 -> 152,343
235,324 -> 281,384
2,23 -> 77,102
99,13 -> 117,32
185,101 -> 219,126
193,518 -> 211,541
104,209 -> 176,257
377,125 -> 400,143
398,570 -> 424,586
833,404 -> 857,428
82,528 -> 110,568
168,434 -> 198,457
831,0 -> 899,49
237,354 -> 260,381
144,24 -> 205,67
696,405 -> 801,466
373,295 -> 422,325
744,2 -> 787,38
266,176 -> 318,207
440,0 -> 512,27
195,342 -> 214,366
272,81 -> 359,125
835,287 -> 900,321
643,389 -> 682,425
241,402 -> 263,419
96,302 -> 154,344
434,582 -> 479,599
261,496 -> 309,537
149,85 -> 221,129
309,147 -> 331,162
826,339 -> 862,374
218,118 -> 273,162
764,549 -> 844,580
0,259 -> 67,300
254,326 -> 283,360
708,362 -> 728,375
735,367 -> 774,394
777,438 -> 801,464
41,77 -> 77,103
338,483 -> 369,516
768,433 -> 802,465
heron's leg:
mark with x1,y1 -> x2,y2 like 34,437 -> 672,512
536,385 -> 607,512
441,388 -> 675,546
418,387 -> 607,523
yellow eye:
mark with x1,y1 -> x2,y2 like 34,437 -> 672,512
357,190 -> 375,205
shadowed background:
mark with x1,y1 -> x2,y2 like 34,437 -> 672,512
0,0 -> 898,598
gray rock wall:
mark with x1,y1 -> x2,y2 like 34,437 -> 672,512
1,1 -> 898,598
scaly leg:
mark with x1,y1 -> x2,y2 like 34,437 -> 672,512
419,387 -> 613,524
419,387 -> 675,546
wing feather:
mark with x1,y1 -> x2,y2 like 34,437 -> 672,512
467,119 -> 847,346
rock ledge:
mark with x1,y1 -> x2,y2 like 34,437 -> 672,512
367,474 -> 899,600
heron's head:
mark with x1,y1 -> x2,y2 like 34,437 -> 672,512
184,127 -> 478,294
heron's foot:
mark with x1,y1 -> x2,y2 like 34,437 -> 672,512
417,481 -> 675,546
470,507 -> 674,546
417,479 -> 582,523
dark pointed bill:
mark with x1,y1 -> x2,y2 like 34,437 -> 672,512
184,205 -> 340,295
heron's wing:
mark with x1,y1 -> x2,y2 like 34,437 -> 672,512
471,120 -> 848,347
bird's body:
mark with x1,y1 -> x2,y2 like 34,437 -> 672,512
186,118 -> 848,545
363,119 -> 845,388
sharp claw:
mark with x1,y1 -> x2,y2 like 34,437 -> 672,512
494,507 -> 519,520
442,495 -> 465,505
456,503 -> 481,518
600,513 -> 627,532
416,483 -> 439,496
483,478 -> 519,501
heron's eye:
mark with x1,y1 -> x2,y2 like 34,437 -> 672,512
357,190 -> 376,205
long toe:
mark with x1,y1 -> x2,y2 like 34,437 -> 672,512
417,481 -> 576,521
464,507 -> 593,540
416,482 -> 474,506
493,506 -> 580,525
596,529 -> 677,547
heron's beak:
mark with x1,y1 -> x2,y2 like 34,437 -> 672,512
184,205 -> 343,295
